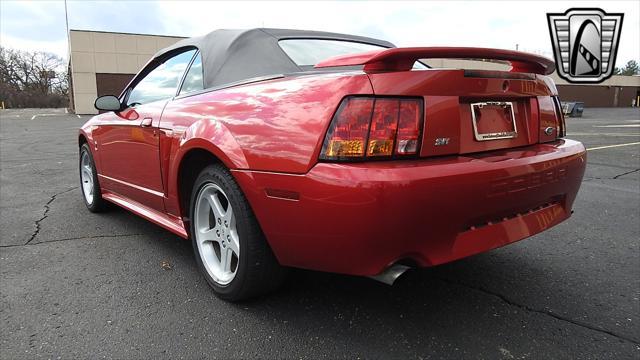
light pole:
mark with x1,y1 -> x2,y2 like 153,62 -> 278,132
64,0 -> 72,112
64,0 -> 70,58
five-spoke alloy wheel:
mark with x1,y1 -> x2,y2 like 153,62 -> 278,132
189,164 -> 286,301
194,183 -> 240,285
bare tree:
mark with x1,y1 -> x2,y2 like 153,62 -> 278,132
613,60 -> 640,76
0,46 -> 69,108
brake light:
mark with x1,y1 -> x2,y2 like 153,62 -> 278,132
322,97 -> 373,158
320,96 -> 423,160
368,99 -> 399,156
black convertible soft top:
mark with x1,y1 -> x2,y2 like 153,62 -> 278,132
154,28 -> 395,88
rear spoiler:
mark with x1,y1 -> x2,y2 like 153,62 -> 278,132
314,47 -> 555,75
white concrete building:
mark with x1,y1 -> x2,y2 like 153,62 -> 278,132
68,30 -> 184,114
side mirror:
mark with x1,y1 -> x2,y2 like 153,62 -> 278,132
94,95 -> 122,112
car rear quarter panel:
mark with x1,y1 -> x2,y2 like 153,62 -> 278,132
161,72 -> 373,217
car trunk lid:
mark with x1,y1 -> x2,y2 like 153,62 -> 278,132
366,68 -> 562,156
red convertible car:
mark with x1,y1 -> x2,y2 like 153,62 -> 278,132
79,28 -> 586,300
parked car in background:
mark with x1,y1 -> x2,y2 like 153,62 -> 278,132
562,101 -> 585,117
78,28 -> 586,301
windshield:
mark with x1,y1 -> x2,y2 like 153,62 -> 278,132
279,39 -> 427,69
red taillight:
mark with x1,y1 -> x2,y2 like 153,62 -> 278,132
368,99 -> 399,156
322,97 -> 373,158
320,96 -> 423,160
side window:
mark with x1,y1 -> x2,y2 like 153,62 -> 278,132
128,49 -> 196,106
179,53 -> 204,95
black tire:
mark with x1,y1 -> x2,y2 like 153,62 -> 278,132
189,164 -> 286,301
79,143 -> 108,212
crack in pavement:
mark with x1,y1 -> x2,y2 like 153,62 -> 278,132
583,168 -> 640,181
1,233 -> 144,249
587,161 -> 639,170
24,187 -> 78,245
436,277 -> 640,345
612,168 -> 640,179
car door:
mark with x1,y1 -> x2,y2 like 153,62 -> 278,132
94,48 -> 197,212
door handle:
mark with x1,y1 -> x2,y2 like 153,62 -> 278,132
140,117 -> 153,127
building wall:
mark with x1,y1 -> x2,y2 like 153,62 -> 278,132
557,85 -> 640,107
552,72 -> 640,107
69,30 -> 184,114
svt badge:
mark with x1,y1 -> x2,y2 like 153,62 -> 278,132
547,8 -> 623,83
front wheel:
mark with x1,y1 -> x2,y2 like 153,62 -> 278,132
189,164 -> 286,301
79,143 -> 108,212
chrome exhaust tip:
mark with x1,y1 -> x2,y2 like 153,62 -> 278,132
368,264 -> 411,285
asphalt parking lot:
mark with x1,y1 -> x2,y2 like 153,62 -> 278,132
1,107 -> 639,359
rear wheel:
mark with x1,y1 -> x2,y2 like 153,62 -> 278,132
189,164 -> 286,301
79,143 -> 107,212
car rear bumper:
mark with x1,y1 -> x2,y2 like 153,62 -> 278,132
232,139 -> 587,276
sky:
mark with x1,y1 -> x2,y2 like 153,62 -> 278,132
1,0 -> 638,68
